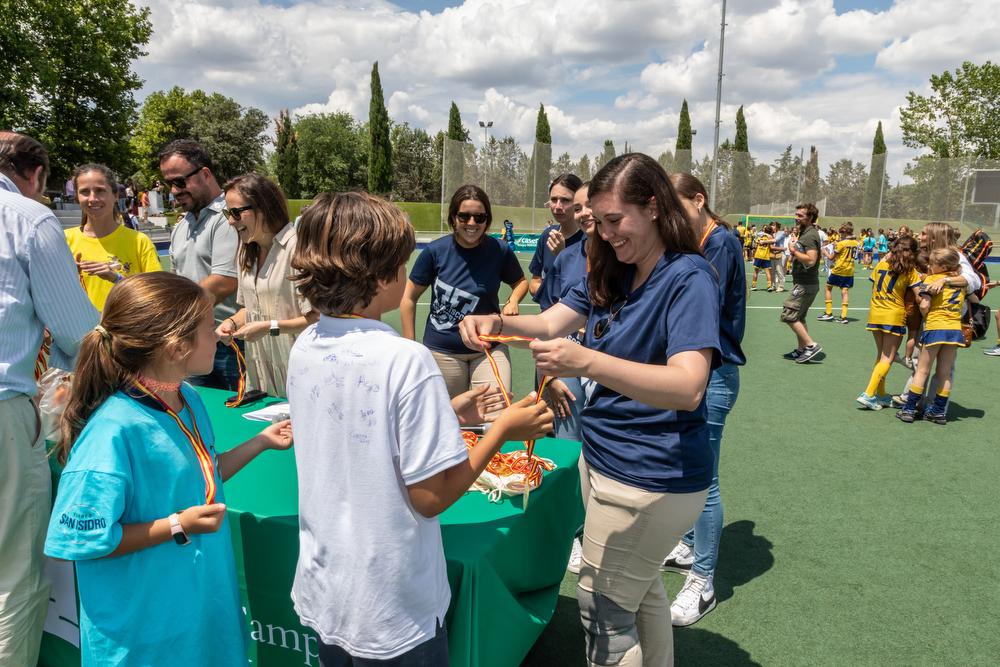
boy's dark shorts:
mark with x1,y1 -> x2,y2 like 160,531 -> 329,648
780,283 -> 819,323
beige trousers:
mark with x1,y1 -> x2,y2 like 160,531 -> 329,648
430,345 -> 512,399
0,396 -> 51,667
578,457 -> 707,667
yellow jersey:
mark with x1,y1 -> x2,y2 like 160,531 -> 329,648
867,259 -> 921,326
753,233 -> 773,261
65,225 -> 162,311
832,239 -> 860,276
736,225 -> 747,243
921,272 -> 964,332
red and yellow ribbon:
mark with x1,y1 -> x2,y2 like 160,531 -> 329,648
225,340 -> 247,408
132,379 -> 217,504
34,329 -> 52,381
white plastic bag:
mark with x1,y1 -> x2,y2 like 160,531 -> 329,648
37,368 -> 72,442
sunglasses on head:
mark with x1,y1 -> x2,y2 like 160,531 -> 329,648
455,212 -> 488,224
222,205 -> 253,221
162,165 -> 203,190
592,297 -> 628,340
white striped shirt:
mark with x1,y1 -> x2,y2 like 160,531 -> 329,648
0,173 -> 97,400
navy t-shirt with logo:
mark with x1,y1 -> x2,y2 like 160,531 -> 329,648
410,235 -> 524,354
560,252 -> 721,493
530,227 -> 585,310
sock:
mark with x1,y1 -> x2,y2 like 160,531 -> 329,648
865,361 -> 891,397
825,299 -> 832,315
841,302 -> 849,319
877,377 -> 886,395
751,278 -> 757,288
932,389 -> 950,412
904,386 -> 923,411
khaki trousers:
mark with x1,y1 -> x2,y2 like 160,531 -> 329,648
430,346 -> 511,400
0,396 -> 51,667
578,457 -> 707,667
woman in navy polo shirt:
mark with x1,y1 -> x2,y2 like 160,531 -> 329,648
401,184 -> 528,398
460,154 -> 719,666
661,172 -> 747,627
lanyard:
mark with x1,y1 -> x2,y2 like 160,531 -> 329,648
225,340 -> 248,408
132,379 -> 217,504
699,221 -> 718,249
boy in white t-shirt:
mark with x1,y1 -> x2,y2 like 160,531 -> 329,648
286,192 -> 553,665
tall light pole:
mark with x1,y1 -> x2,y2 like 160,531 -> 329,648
709,0 -> 728,210
479,120 -> 493,192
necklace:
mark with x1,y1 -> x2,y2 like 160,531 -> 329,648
331,313 -> 365,319
136,375 -> 181,393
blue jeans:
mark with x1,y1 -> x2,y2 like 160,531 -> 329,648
682,363 -> 740,578
552,376 -> 587,442
187,340 -> 244,392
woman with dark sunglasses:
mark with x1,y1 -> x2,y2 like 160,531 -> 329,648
401,184 -> 527,402
213,173 -> 317,398
459,154 -> 719,667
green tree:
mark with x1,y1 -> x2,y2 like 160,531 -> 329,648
295,112 -> 368,197
443,102 -> 469,197
731,105 -> 752,213
0,0 -> 152,181
802,146 -> 820,203
861,121 -> 887,217
675,99 -> 693,172
900,61 -> 1000,158
390,122 -> 438,202
657,150 -> 675,173
822,159 -> 867,216
367,62 -> 392,194
131,88 -> 268,182
274,109 -> 300,198
577,154 -> 591,181
771,145 -> 800,203
594,140 -> 617,173
524,104 -> 553,207
447,102 -> 469,141
551,152 -> 574,178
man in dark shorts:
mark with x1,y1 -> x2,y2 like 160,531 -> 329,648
781,203 -> 823,363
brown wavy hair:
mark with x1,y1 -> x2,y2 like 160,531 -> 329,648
222,173 -> 290,274
587,153 -> 700,307
73,163 -> 125,230
292,191 -> 415,315
57,273 -> 213,463
888,234 -> 918,276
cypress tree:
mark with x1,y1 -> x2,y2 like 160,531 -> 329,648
447,101 -> 468,141
676,99 -> 693,172
367,61 -> 392,194
525,104 -> 553,207
861,121 -> 887,216
803,145 -> 820,203
274,109 -> 300,198
731,105 -> 751,213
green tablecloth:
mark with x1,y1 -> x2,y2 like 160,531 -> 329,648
40,386 -> 583,667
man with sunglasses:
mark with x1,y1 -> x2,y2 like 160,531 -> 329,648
159,139 -> 242,390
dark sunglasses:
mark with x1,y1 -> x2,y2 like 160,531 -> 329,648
222,205 -> 254,221
593,298 -> 628,340
162,166 -> 203,190
455,212 -> 488,224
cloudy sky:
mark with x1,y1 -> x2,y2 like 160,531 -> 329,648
134,0 -> 1000,183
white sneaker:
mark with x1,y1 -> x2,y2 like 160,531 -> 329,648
661,541 -> 694,573
670,572 -> 717,627
566,536 -> 583,574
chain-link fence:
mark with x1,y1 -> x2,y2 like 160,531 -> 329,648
439,139 -> 1000,236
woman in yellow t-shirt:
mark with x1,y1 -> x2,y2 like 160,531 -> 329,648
65,164 -> 161,310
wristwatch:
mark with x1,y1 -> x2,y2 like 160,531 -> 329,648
269,320 -> 280,336
169,512 -> 191,546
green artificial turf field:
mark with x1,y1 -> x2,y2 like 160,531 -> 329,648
387,252 -> 1000,666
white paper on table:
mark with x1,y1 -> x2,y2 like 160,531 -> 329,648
241,402 -> 291,422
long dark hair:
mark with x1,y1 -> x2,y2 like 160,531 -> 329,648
587,153 -> 700,306
73,163 -> 124,230
668,172 -> 731,230
888,235 -> 918,276
222,173 -> 290,273
447,184 -> 493,232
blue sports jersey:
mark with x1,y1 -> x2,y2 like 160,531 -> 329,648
862,236 -> 876,251
530,227 -> 585,310
546,237 -> 589,307
410,235 -> 524,354
44,384 -> 246,667
877,235 -> 888,253
560,252 -> 721,493
703,225 -> 747,366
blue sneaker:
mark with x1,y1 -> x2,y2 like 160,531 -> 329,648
877,394 -> 894,408
856,393 -> 883,411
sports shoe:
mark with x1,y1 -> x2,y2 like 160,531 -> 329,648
782,348 -> 804,360
984,345 -> 1000,356
670,573 -> 716,627
877,394 -> 894,408
837,317 -> 849,324
896,408 -> 917,423
816,313 -> 835,321
923,409 -> 947,425
766,286 -> 775,292
795,343 -> 823,363
661,541 -> 694,573
566,536 -> 583,574
891,394 -> 906,408
856,393 -> 883,411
